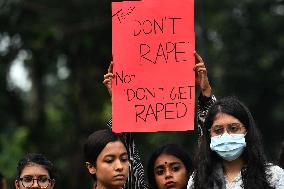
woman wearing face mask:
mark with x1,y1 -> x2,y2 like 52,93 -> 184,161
15,153 -> 56,189
187,97 -> 284,189
148,143 -> 193,189
84,129 -> 130,189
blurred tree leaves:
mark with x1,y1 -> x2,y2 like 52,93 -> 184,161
0,0 -> 284,188
0,127 -> 29,179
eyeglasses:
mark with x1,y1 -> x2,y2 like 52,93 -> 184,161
209,123 -> 245,136
19,176 -> 54,188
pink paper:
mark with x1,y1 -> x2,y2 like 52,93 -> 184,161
112,0 -> 195,132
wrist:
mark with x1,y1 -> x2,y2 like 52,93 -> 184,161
202,86 -> 212,97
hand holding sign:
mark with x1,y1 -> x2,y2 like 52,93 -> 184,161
103,62 -> 114,97
194,52 -> 212,97
103,52 -> 211,102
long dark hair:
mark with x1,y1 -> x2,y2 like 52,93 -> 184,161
0,172 -> 4,189
193,96 -> 274,189
147,143 -> 193,189
83,129 -> 126,181
278,140 -> 284,169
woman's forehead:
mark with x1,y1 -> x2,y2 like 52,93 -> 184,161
20,163 -> 49,177
213,112 -> 241,125
155,154 -> 183,166
99,140 -> 127,156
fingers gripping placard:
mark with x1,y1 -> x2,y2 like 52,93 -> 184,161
112,0 -> 195,132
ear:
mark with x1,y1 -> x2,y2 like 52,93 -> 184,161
86,162 -> 96,175
15,180 -> 20,189
50,179 -> 56,189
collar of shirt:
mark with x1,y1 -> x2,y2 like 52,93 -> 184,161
225,171 -> 242,189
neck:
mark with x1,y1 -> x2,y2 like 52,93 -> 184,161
223,156 -> 244,182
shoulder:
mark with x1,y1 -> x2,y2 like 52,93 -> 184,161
266,164 -> 284,188
266,164 -> 284,175
186,172 -> 195,189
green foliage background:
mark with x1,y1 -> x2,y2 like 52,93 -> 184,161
0,0 -> 284,188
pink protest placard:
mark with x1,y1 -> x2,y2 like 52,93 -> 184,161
112,0 -> 195,132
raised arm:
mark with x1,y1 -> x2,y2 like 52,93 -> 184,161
103,62 -> 148,189
194,52 -> 217,137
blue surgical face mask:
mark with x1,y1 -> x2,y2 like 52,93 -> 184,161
210,133 -> 246,161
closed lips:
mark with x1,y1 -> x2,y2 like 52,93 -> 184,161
114,174 -> 125,179
165,181 -> 176,188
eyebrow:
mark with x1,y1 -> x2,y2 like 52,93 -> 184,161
21,174 -> 49,177
104,152 -> 128,158
213,122 -> 242,126
154,162 -> 181,169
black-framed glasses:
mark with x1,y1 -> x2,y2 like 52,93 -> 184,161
19,175 -> 54,188
209,123 -> 245,136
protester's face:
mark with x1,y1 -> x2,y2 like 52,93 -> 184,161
210,113 -> 246,137
94,141 -> 129,189
15,164 -> 54,189
154,154 -> 188,189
